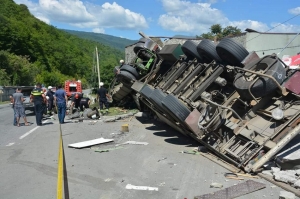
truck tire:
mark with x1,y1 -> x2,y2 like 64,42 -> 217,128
197,39 -> 222,63
149,89 -> 167,109
140,85 -> 154,99
234,56 -> 286,100
162,94 -> 191,123
117,71 -> 136,85
120,65 -> 139,79
216,38 -> 249,66
181,40 -> 202,62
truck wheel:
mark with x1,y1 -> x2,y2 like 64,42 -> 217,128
149,89 -> 167,109
197,39 -> 222,63
162,94 -> 191,123
117,71 -> 136,85
216,38 -> 249,66
181,40 -> 202,62
120,65 -> 139,79
140,85 -> 154,99
234,56 -> 286,100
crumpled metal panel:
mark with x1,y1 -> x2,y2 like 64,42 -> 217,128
285,71 -> 300,94
194,180 -> 266,199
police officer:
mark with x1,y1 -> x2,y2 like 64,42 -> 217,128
30,83 -> 46,126
97,82 -> 109,114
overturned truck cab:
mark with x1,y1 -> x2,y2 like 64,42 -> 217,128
109,36 -> 300,173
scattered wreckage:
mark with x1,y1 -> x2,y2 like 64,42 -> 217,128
109,35 -> 300,175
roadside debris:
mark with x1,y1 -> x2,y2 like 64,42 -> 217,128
159,182 -> 165,187
94,146 -> 124,153
179,150 -> 200,155
125,184 -> 158,191
210,182 -> 223,188
116,141 -> 149,146
279,190 -> 296,199
121,124 -> 129,132
88,121 -> 97,125
224,173 -> 259,180
196,180 -> 266,199
157,157 -> 167,162
68,137 -> 114,149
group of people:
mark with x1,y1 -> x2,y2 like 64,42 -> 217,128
10,81 -> 111,126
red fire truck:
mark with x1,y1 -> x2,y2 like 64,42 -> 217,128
64,80 -> 82,97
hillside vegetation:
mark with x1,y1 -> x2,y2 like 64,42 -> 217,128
0,0 -> 125,88
63,29 -> 136,52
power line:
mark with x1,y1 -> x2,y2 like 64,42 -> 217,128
246,13 -> 300,43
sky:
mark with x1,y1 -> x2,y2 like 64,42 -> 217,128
13,0 -> 300,40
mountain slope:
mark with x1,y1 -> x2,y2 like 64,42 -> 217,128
63,29 -> 137,51
0,0 -> 123,86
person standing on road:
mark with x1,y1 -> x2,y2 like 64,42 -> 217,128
13,88 -> 30,127
79,95 -> 91,111
97,82 -> 109,115
46,86 -> 54,115
30,83 -> 46,126
54,85 -> 68,124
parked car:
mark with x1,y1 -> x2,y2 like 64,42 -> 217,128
20,86 -> 35,113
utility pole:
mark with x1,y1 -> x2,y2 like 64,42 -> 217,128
95,46 -> 101,88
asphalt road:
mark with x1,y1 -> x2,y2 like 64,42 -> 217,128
0,103 -> 297,199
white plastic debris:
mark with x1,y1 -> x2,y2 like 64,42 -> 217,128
210,182 -> 223,188
125,184 -> 158,191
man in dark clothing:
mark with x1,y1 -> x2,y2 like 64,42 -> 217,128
79,96 -> 91,111
54,85 -> 68,124
97,82 -> 109,114
30,83 -> 46,126
46,86 -> 54,115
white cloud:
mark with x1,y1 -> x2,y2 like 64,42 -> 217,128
86,2 -> 148,30
159,0 -> 228,34
158,0 -> 300,35
39,0 -> 94,23
270,23 -> 300,33
13,0 -> 148,32
229,20 -> 269,32
93,28 -> 105,34
289,7 -> 300,15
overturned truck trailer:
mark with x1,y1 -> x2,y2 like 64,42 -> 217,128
109,36 -> 300,173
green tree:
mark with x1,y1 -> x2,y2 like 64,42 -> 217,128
198,24 -> 242,40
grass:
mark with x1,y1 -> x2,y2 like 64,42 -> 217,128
0,101 -> 10,105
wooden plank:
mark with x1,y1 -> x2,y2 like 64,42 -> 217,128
68,138 -> 114,149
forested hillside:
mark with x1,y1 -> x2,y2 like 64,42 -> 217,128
0,0 -> 124,87
63,29 -> 136,52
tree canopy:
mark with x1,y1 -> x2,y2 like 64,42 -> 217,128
0,0 -> 127,88
198,24 -> 242,41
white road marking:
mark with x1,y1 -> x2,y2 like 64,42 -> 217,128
19,120 -> 48,139
6,142 -> 15,146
